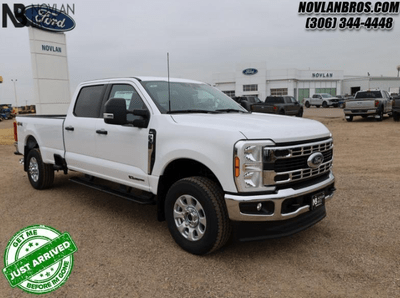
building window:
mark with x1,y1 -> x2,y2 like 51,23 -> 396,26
270,88 -> 288,96
243,84 -> 258,92
316,88 -> 336,96
222,91 -> 235,98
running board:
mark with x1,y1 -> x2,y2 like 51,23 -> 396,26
69,177 -> 155,205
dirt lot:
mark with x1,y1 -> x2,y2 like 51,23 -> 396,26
0,109 -> 399,297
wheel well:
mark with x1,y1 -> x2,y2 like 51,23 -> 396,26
24,136 -> 39,171
156,159 -> 221,222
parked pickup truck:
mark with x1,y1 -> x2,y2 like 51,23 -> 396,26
257,96 -> 303,117
14,77 -> 335,255
343,89 -> 392,122
392,96 -> 400,121
304,93 -> 339,108
234,96 -> 303,117
232,96 -> 262,111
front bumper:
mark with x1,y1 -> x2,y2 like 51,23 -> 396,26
224,172 -> 335,222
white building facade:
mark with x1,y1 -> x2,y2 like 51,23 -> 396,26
213,63 -> 400,102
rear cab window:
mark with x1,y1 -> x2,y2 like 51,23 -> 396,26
74,85 -> 106,118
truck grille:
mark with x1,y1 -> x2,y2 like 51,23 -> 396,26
263,138 -> 333,186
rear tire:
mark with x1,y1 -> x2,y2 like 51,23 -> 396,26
376,108 -> 384,122
27,149 -> 54,189
305,102 -> 310,108
165,177 -> 231,255
322,101 -> 328,108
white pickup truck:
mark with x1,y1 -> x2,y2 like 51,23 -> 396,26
343,89 -> 392,122
303,93 -> 339,108
14,77 -> 336,255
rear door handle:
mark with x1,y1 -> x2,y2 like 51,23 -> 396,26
96,129 -> 108,135
65,126 -> 74,131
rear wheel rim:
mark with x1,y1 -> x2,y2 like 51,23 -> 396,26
29,157 -> 39,182
173,195 -> 207,241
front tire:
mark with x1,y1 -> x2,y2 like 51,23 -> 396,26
27,149 -> 54,189
322,101 -> 328,108
346,115 -> 353,122
296,109 -> 303,117
165,177 -> 231,255
305,102 -> 310,108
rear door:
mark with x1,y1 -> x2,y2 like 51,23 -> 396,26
94,82 -> 151,191
64,84 -> 107,173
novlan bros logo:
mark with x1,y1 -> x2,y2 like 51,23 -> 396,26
1,3 -> 76,32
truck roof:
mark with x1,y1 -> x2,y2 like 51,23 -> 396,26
80,77 -> 204,85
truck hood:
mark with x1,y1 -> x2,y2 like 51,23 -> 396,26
170,113 -> 331,143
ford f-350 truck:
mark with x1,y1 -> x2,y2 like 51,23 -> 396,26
343,89 -> 392,122
14,77 -> 335,255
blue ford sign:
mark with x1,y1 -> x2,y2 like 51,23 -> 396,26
24,5 -> 76,32
242,68 -> 258,75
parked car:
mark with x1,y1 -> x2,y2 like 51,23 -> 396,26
304,93 -> 339,108
343,89 -> 392,122
392,95 -> 400,121
14,77 -> 336,255
256,96 -> 303,117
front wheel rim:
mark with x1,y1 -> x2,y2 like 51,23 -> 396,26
173,195 -> 207,241
29,157 -> 39,182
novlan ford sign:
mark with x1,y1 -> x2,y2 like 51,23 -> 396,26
1,3 -> 75,32
312,72 -> 334,78
25,5 -> 75,32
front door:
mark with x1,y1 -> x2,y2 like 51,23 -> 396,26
94,83 -> 151,191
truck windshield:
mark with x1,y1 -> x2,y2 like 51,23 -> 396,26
355,91 -> 382,99
141,81 -> 248,114
321,93 -> 332,98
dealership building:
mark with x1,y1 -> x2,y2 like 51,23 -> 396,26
213,62 -> 400,102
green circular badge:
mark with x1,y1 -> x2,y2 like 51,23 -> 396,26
2,225 -> 77,294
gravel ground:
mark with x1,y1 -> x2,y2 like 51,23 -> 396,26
0,108 -> 399,297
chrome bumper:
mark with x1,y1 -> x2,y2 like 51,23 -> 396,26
344,109 -> 377,115
225,172 -> 335,222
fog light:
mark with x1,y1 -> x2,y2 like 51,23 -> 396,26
257,203 -> 262,211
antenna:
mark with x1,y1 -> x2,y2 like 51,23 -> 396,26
167,53 -> 171,112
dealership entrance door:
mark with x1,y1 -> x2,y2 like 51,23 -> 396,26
351,86 -> 360,95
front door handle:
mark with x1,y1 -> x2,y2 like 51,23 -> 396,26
65,126 -> 74,131
96,129 -> 108,135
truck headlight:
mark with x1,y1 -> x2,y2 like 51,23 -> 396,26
234,140 -> 275,192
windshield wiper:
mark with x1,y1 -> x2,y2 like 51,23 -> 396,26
167,109 -> 217,114
215,109 -> 247,113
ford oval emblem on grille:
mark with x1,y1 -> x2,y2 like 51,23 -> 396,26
307,152 -> 324,169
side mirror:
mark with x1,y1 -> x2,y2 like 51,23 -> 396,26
104,98 -> 127,125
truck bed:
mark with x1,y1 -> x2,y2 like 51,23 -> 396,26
16,114 -> 66,164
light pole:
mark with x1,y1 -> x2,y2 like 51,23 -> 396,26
11,79 -> 18,114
